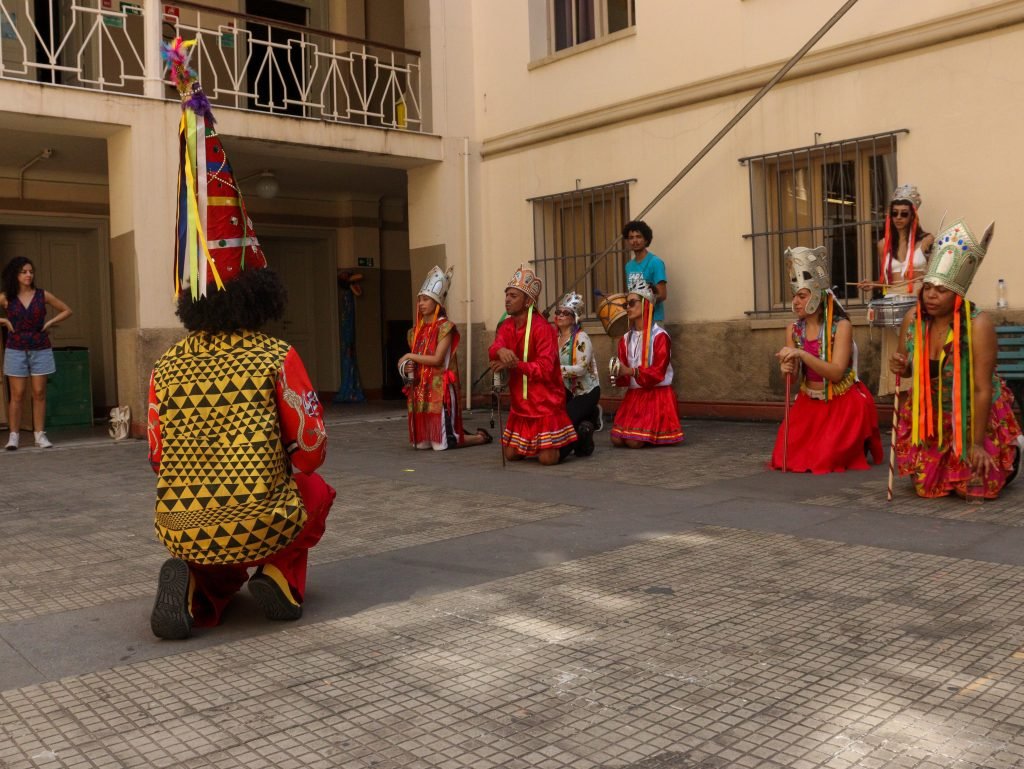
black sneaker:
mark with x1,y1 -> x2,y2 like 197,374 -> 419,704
574,420 -> 596,457
150,558 -> 193,640
248,571 -> 303,621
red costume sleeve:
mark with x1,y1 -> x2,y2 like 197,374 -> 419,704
276,347 -> 328,473
632,333 -> 671,389
489,318 -> 515,359
147,370 -> 162,473
514,318 -> 558,380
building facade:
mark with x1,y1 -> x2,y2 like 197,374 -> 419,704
1,0 -> 1022,432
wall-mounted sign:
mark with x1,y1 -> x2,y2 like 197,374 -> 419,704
121,2 -> 142,14
357,257 -> 375,268
163,4 -> 180,17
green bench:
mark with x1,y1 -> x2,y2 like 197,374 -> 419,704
996,325 -> 1024,421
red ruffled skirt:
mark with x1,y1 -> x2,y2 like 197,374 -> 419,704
895,381 -> 1021,499
501,413 -> 575,456
611,386 -> 684,446
770,380 -> 883,473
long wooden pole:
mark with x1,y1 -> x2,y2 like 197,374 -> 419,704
887,380 -> 900,501
783,373 -> 792,472
542,0 -> 864,316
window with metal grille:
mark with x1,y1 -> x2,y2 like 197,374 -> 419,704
529,179 -> 634,318
741,130 -> 907,316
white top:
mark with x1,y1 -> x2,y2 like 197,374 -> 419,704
625,325 -> 673,389
888,245 -> 928,279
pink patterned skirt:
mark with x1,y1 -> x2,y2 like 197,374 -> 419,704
896,381 -> 1022,499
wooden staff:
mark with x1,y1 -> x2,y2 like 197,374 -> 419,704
887,378 -> 900,501
783,373 -> 792,472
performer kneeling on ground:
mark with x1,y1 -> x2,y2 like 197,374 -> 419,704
771,246 -> 883,473
400,265 -> 491,450
609,273 -> 684,448
148,39 -> 335,640
555,291 -> 601,457
489,265 -> 576,465
890,219 -> 1021,499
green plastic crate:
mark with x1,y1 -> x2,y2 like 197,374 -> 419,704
46,347 -> 93,428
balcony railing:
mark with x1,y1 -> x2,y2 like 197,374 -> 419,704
0,0 -> 423,132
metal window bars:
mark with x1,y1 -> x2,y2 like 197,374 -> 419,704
529,179 -> 634,321
741,130 -> 907,316
0,0 -> 422,131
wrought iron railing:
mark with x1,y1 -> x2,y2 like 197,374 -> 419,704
0,0 -> 423,131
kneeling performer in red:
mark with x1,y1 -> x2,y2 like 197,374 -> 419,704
489,265 -> 576,465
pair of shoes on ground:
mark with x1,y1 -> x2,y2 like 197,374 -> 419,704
574,420 -> 596,457
150,560 -> 302,640
4,432 -> 53,450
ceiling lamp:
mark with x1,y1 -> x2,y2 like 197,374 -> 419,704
254,170 -> 279,199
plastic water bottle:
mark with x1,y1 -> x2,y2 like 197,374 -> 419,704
997,278 -> 1008,310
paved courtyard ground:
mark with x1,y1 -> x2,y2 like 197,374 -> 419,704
2,403 -> 1024,768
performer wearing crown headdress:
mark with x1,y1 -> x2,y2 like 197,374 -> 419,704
856,185 -> 934,396
555,291 -> 601,457
399,265 -> 492,450
489,266 -> 576,464
146,39 -> 335,640
772,247 -> 883,473
609,273 -> 683,448
890,220 -> 1021,499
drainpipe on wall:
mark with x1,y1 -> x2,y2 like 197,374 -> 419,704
143,0 -> 163,99
463,137 -> 472,410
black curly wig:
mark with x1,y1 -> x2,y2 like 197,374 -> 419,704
176,268 -> 287,333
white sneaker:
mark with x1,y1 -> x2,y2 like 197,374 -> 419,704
34,431 -> 52,449
5,432 -> 19,451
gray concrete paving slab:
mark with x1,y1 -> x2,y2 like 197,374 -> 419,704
2,405 -> 1024,768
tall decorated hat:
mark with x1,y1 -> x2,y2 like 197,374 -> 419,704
786,246 -> 830,315
163,38 -> 267,299
556,291 -> 585,322
418,265 -> 454,306
923,219 -> 994,297
507,264 -> 542,303
626,272 -> 656,304
891,183 -> 922,209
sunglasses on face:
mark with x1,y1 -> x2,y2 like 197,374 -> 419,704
554,309 -> 573,317
626,299 -> 643,308
890,210 -> 912,219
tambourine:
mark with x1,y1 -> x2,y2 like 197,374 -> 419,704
398,358 -> 417,387
608,356 -> 621,387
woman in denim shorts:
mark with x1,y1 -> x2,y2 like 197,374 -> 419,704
1,257 -> 73,450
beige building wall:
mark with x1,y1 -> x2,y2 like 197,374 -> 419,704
448,0 -> 1024,406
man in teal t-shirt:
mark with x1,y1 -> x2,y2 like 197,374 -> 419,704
622,220 -> 668,322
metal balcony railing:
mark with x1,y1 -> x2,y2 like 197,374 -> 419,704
0,0 -> 423,132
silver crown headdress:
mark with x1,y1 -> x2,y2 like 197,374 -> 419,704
923,219 -> 994,297
556,292 -> 585,322
786,246 -> 830,315
418,265 -> 454,305
626,272 -> 656,304
890,184 -> 922,210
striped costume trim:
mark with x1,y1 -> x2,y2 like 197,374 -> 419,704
501,424 -> 576,455
610,426 -> 684,445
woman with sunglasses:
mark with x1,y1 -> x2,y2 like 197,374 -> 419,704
861,185 -> 934,397
554,292 -> 601,457
773,247 -> 883,473
609,274 -> 683,448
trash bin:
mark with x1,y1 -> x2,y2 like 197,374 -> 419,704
45,347 -> 93,428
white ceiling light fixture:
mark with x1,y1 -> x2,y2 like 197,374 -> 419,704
253,170 -> 279,199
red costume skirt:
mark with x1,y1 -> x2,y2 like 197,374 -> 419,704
502,413 -> 575,456
611,386 -> 684,446
187,471 -> 335,627
770,381 -> 882,473
895,383 -> 1021,499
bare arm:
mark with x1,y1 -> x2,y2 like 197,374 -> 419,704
889,312 -> 915,379
0,292 -> 9,332
401,330 -> 453,368
43,291 -> 72,331
968,312 -> 997,475
656,281 -> 667,305
779,319 -> 853,383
